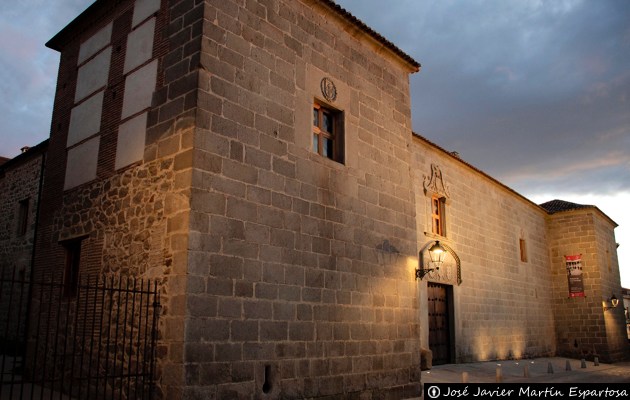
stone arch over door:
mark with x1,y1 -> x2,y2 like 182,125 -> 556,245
418,241 -> 461,286
419,240 -> 460,366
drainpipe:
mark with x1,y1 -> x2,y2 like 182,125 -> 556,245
23,148 -> 47,358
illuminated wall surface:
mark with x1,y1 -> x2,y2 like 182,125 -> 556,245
412,140 -> 628,364
412,142 -> 554,363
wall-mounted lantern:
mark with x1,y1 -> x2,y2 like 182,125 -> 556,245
603,293 -> 619,311
416,241 -> 446,280
611,294 -> 620,308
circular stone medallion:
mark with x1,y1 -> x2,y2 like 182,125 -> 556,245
320,77 -> 337,102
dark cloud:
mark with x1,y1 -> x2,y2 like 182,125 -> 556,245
336,0 -> 630,285
3,0 -> 627,189
1,0 -> 628,282
336,0 -> 630,196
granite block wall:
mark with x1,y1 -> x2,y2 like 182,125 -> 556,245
0,145 -> 46,350
37,0 -> 422,398
0,150 -> 45,277
411,137 -> 557,363
547,209 -> 630,362
34,0 -> 192,397
183,0 -> 421,398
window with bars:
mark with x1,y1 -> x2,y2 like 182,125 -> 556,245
312,102 -> 343,163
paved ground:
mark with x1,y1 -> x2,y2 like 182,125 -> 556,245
421,357 -> 630,384
404,357 -> 630,400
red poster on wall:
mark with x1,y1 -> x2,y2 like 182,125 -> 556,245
565,254 -> 585,297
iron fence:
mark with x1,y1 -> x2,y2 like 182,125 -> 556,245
0,269 -> 160,400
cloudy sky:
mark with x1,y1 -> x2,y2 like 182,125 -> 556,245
1,1 -> 629,286
334,0 -> 630,286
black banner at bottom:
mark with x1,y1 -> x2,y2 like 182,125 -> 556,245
424,384 -> 629,400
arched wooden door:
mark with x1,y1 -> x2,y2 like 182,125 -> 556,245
428,282 -> 451,365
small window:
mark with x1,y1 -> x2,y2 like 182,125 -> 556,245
62,238 -> 84,298
431,196 -> 445,236
17,198 -> 30,236
312,102 -> 343,163
519,238 -> 528,263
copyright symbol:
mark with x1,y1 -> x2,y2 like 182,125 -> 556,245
427,386 -> 441,399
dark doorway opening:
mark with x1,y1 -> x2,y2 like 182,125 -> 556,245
428,282 -> 452,365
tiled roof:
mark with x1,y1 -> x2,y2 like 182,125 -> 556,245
47,0 -> 421,71
411,132 -> 543,212
411,133 -> 618,227
539,199 -> 593,214
320,0 -> 420,70
0,139 -> 49,172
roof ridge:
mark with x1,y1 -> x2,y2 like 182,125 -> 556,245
317,0 -> 420,71
539,199 -> 593,214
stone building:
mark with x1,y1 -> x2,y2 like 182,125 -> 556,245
0,141 -> 48,278
0,140 -> 48,351
543,199 -> 628,362
10,0 -> 626,398
411,137 -> 628,365
36,0 -> 421,398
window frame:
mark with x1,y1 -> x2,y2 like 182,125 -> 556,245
312,101 -> 344,163
519,238 -> 528,263
431,195 -> 446,237
17,198 -> 30,236
62,237 -> 84,298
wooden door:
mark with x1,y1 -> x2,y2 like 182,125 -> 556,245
428,282 -> 451,365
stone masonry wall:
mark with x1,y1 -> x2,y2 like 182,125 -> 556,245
0,148 -> 45,350
547,209 -> 629,362
593,214 -> 630,361
0,151 -> 44,277
184,0 -> 421,398
412,138 -> 556,363
34,0 -> 198,397
145,0 -> 205,397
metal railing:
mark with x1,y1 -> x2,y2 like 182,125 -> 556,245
0,269 -> 160,400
